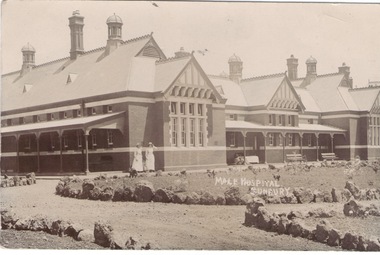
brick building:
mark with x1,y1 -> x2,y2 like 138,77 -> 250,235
1,11 -> 379,175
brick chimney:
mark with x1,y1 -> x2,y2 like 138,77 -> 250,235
287,54 -> 298,80
69,10 -> 84,60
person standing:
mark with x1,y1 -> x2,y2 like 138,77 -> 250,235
132,143 -> 143,172
145,142 -> 157,172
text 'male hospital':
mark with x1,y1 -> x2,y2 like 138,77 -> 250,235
1,11 -> 380,174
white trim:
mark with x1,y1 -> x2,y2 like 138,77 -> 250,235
335,145 -> 380,149
212,103 -> 225,109
83,97 -> 155,107
164,162 -> 226,170
225,109 -> 299,116
1,146 -> 227,157
2,96 -> 156,120
321,114 -> 361,119
2,104 -> 81,120
299,114 -> 319,119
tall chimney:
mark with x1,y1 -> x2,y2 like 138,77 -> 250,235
105,13 -> 123,56
174,47 -> 191,58
69,10 -> 84,60
20,43 -> 36,76
303,56 -> 317,86
339,62 -> 353,88
228,54 -> 243,84
287,54 -> 298,80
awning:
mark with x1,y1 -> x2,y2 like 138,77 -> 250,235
1,112 -> 125,137
226,120 -> 346,134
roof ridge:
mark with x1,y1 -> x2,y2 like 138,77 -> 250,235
1,70 -> 21,77
207,74 -> 230,79
155,54 -> 191,65
32,56 -> 71,69
241,72 -> 285,82
349,85 -> 380,91
123,33 -> 151,45
316,72 -> 341,78
82,46 -> 106,55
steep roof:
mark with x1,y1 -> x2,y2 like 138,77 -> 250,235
294,87 -> 321,113
208,75 -> 248,107
303,73 -> 353,112
240,74 -> 286,107
349,87 -> 380,111
1,35 -> 163,112
155,56 -> 192,93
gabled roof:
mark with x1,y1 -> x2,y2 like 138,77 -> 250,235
154,56 -> 192,93
303,73 -> 353,112
294,87 -> 321,113
1,34 -> 162,112
207,75 -> 248,107
349,87 -> 380,111
240,73 -> 286,107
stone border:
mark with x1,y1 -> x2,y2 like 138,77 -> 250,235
0,209 -> 156,250
55,176 -> 380,206
0,172 -> 37,188
244,198 -> 380,251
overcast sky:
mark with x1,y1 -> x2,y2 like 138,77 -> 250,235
2,1 -> 380,87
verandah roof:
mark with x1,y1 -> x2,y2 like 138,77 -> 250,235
225,120 -> 346,134
1,112 -> 125,137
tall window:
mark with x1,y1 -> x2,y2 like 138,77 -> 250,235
33,115 -> 39,123
50,133 -> 55,150
278,134 -> 283,146
253,136 -> 258,150
288,115 -> 292,126
91,134 -> 97,147
77,131 -> 82,148
107,130 -> 113,146
19,117 -> 25,124
169,101 -> 206,147
198,104 -> 203,116
6,119 -> 12,126
268,133 -> 274,146
181,118 -> 187,146
199,119 -> 204,146
24,135 -> 31,150
369,115 -> 380,145
279,115 -> 283,126
63,135 -> 68,149
171,102 -> 177,114
308,134 -> 312,146
269,115 -> 273,125
190,119 -> 195,146
288,134 -> 293,146
171,118 -> 177,146
229,132 -> 236,147
180,103 -> 186,115
189,103 -> 195,115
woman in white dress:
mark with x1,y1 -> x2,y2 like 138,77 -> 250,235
145,142 -> 157,172
132,143 -> 143,172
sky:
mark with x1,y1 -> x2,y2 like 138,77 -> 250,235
1,0 -> 380,88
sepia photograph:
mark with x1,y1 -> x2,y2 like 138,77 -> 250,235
1,0 -> 380,251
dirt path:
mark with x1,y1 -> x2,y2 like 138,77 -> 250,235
1,180 -> 342,250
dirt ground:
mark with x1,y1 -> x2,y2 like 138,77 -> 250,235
0,180 -> 359,250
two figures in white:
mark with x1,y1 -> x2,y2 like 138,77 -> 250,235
132,142 -> 157,172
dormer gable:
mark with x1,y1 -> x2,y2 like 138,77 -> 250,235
23,84 -> 33,93
136,36 -> 166,60
163,57 -> 225,104
268,77 -> 305,111
371,91 -> 380,114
